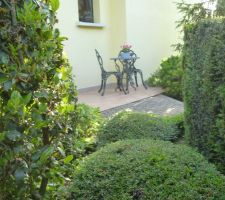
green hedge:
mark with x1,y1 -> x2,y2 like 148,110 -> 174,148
70,140 -> 225,200
183,19 -> 225,173
216,0 -> 225,16
97,111 -> 184,147
148,56 -> 183,100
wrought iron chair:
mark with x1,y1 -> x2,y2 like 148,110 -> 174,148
95,49 -> 124,96
118,50 -> 136,93
118,50 -> 147,92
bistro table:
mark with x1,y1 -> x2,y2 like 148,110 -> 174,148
110,56 -> 140,93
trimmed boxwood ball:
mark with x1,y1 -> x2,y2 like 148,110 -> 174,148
97,111 -> 183,147
70,140 -> 225,200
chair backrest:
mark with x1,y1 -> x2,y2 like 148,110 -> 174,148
95,49 -> 105,72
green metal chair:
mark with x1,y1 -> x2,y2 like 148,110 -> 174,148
95,49 -> 125,96
118,50 -> 147,92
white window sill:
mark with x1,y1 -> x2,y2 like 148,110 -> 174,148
77,22 -> 105,28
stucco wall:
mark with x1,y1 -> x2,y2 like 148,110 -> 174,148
57,0 -> 189,89
57,0 -> 114,89
125,0 -> 181,80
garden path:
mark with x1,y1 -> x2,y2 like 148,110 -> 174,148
102,94 -> 184,117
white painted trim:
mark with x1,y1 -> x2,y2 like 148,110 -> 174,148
77,22 -> 105,28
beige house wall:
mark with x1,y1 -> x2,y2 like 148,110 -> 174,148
125,0 -> 181,80
57,0 -> 114,89
57,0 -> 194,89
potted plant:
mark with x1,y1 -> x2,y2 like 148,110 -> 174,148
120,43 -> 132,59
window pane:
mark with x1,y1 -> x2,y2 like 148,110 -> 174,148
78,0 -> 94,23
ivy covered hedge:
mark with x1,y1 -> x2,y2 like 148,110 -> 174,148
70,139 -> 225,200
0,0 -> 79,199
183,19 -> 225,173
97,111 -> 184,147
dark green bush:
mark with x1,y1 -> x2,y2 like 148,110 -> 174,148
0,0 -> 78,198
70,139 -> 225,200
162,113 -> 184,137
97,111 -> 184,147
148,56 -> 183,100
216,0 -> 225,16
183,19 -> 225,173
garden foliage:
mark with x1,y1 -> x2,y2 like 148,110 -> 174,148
97,111 -> 184,147
216,0 -> 225,16
183,19 -> 225,173
148,56 -> 183,100
70,139 -> 225,200
0,0 -> 78,198
73,104 -> 104,157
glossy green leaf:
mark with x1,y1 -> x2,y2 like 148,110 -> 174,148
14,168 -> 27,182
23,93 -> 32,105
40,146 -> 54,163
3,80 -> 12,91
57,147 -> 65,157
0,52 -> 9,64
38,102 -> 48,113
0,132 -> 5,142
6,130 -> 21,141
0,76 -> 9,85
32,150 -> 42,161
7,91 -> 23,111
63,155 -> 73,164
50,0 -> 60,12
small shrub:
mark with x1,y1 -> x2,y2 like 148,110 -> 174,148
148,56 -> 183,100
97,111 -> 183,147
162,113 -> 184,138
70,139 -> 225,200
76,104 -> 103,137
71,104 -> 104,156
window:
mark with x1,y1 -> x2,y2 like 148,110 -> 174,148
78,0 -> 94,23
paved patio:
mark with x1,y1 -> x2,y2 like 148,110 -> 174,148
102,94 -> 184,117
78,84 -> 163,111
78,84 -> 184,117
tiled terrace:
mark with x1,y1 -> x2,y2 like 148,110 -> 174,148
78,84 -> 163,111
78,84 -> 184,117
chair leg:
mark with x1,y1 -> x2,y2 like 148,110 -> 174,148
125,73 -> 129,94
130,77 -> 136,91
119,75 -> 127,94
101,79 -> 107,96
116,77 -> 122,91
128,72 -> 136,91
137,69 -> 147,89
134,71 -> 138,87
98,79 -> 103,93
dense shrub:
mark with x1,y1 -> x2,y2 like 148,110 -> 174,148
216,0 -> 225,16
72,104 -> 104,156
148,56 -> 183,100
0,0 -> 78,198
183,19 -> 225,173
70,139 -> 225,200
97,111 -> 184,147
162,113 -> 184,137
